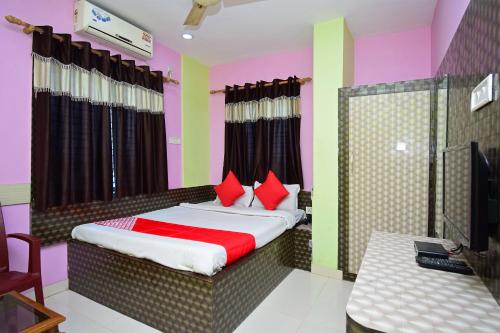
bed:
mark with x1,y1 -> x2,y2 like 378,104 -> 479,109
67,186 -> 312,333
72,202 -> 305,276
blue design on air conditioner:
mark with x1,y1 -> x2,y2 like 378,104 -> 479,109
91,8 -> 111,23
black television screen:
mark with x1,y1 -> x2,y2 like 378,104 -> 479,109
443,142 -> 489,251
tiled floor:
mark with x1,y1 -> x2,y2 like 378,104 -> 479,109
45,269 -> 353,333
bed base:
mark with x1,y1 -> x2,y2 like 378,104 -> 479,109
68,230 -> 296,333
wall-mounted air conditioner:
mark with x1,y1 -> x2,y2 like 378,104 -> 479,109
74,0 -> 153,59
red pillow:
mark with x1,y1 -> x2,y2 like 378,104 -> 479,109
214,171 -> 245,207
254,171 -> 289,210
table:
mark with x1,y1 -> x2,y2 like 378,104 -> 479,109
346,231 -> 500,333
0,291 -> 65,333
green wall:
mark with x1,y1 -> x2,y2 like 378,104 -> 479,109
181,55 -> 210,187
312,17 -> 354,273
343,22 -> 355,87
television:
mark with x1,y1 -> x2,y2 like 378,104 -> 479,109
443,142 -> 489,251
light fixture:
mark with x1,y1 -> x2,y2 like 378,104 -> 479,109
182,33 -> 193,40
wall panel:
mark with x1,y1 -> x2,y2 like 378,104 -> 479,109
436,0 -> 500,305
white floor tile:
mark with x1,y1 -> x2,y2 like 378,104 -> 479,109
104,314 -> 163,333
298,318 -> 346,333
234,305 -> 302,333
301,279 -> 354,329
258,269 -> 329,319
57,312 -> 115,333
44,269 -> 353,333
48,291 -> 122,327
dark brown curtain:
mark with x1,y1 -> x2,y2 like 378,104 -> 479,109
32,26 -> 112,210
110,59 -> 168,198
32,26 -> 167,211
222,77 -> 304,187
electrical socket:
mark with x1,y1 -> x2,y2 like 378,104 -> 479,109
168,137 -> 181,144
471,74 -> 494,112
306,206 -> 312,214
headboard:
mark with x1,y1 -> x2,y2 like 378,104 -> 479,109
32,186 -> 312,246
31,186 -> 216,245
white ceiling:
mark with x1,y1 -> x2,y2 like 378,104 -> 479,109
91,0 -> 437,66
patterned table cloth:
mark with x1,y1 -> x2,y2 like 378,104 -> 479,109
346,231 -> 500,333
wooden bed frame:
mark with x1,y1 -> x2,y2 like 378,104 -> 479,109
66,186 -> 312,333
68,230 -> 294,332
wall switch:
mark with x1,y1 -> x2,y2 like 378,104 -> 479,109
471,74 -> 494,112
168,137 -> 181,144
306,206 -> 312,214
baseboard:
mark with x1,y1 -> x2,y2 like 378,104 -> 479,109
23,279 -> 69,300
311,264 -> 343,280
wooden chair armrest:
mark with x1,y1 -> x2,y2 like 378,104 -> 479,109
7,233 -> 41,274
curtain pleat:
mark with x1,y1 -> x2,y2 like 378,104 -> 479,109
32,26 -> 167,211
222,77 -> 304,187
111,57 -> 137,198
112,106 -> 138,198
152,113 -> 168,192
223,123 -> 252,185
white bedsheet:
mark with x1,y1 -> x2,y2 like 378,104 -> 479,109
72,202 -> 305,276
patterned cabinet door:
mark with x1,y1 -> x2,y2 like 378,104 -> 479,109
347,91 -> 431,274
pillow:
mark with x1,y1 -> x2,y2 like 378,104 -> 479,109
254,171 -> 289,210
214,171 -> 245,207
214,185 -> 254,207
253,181 -> 300,211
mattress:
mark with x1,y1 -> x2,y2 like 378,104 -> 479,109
72,202 -> 305,276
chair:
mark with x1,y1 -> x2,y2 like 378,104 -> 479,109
0,202 -> 44,304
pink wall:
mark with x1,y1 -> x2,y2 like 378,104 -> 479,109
431,0 -> 470,75
354,0 -> 471,84
354,27 -> 432,86
209,49 -> 313,190
0,0 -> 181,286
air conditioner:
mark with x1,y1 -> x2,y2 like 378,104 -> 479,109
74,0 -> 153,59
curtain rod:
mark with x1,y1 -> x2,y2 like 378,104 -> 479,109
209,77 -> 312,94
5,15 -> 180,85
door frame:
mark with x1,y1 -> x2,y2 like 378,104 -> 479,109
337,78 -> 447,280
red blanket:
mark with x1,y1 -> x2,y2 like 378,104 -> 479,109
95,217 -> 256,264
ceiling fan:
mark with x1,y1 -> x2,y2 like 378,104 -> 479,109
184,0 -> 221,26
184,0 -> 254,27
